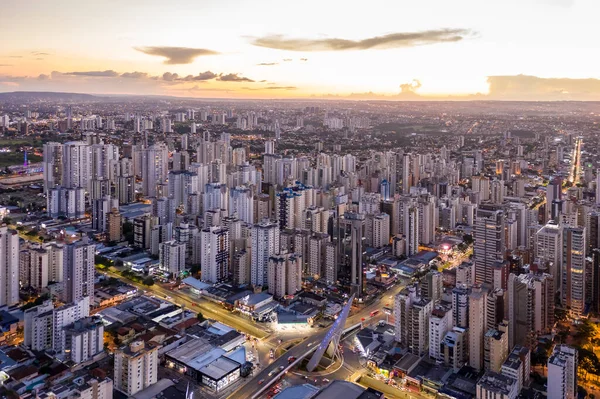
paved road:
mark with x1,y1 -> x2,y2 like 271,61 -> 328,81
100,268 -> 270,339
228,282 -> 408,399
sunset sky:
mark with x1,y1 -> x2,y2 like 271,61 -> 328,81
1,0 -> 599,100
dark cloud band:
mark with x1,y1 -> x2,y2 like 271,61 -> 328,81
135,46 -> 219,64
251,29 -> 473,51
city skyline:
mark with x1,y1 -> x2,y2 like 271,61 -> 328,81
1,0 -> 600,100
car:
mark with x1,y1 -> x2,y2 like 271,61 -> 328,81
268,371 -> 276,377
258,379 -> 265,385
172,379 -> 179,383
323,378 -> 330,383
279,365 -> 285,371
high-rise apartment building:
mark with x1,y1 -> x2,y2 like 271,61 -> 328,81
267,252 -> 302,298
508,272 -> 554,349
200,227 -> 230,283
0,227 -> 19,307
404,205 -> 420,256
563,226 -> 586,316
469,285 -> 489,371
429,306 -> 452,361
394,286 -> 433,356
20,247 -> 49,289
141,143 -> 168,197
62,239 -> 95,304
473,205 -> 506,284
251,220 -> 280,287
548,345 -> 578,399
159,240 -> 186,275
114,341 -> 158,396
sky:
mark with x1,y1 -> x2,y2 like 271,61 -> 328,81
1,0 -> 599,100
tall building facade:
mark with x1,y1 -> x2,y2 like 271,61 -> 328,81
267,252 -> 302,298
473,205 -> 506,284
63,239 -> 95,303
0,227 -> 19,307
114,341 -> 158,396
251,221 -> 280,287
548,345 -> 578,399
200,227 -> 230,283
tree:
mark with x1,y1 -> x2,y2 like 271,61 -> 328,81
463,234 -> 474,245
142,277 -> 155,286
555,308 -> 568,322
123,221 -> 134,245
197,312 -> 205,321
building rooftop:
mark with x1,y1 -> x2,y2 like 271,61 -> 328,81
273,383 -> 319,399
477,371 -> 516,395
165,337 -> 215,366
502,353 -> 522,371
200,355 -> 240,380
312,380 -> 367,399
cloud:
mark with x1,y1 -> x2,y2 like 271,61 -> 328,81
266,86 -> 296,90
283,58 -> 293,62
400,79 -> 422,94
182,71 -> 218,81
162,72 -> 180,82
217,73 -> 254,82
0,64 -> 12,67
65,70 -> 120,77
257,62 -> 279,66
300,58 -> 308,61
31,51 -> 50,56
486,75 -> 600,100
8,56 -> 23,59
0,82 -> 19,87
135,46 -> 219,64
120,71 -> 148,79
251,29 -> 473,51
243,86 -> 297,91
161,71 -> 218,82
37,74 -> 50,80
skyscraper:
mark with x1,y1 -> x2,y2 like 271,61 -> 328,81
0,227 -> 19,306
473,205 -> 506,284
394,286 -> 433,356
19,247 -> 49,289
469,284 -> 489,371
548,345 -> 578,399
200,227 -> 230,283
229,186 -> 254,224
404,205 -> 420,257
267,252 -> 302,298
535,222 -> 563,282
159,240 -> 186,275
563,226 -> 586,316
508,272 -> 554,349
114,341 -> 158,396
62,239 -> 95,304
251,220 -> 280,287
339,212 -> 366,298
141,143 -> 168,197
62,141 -> 92,191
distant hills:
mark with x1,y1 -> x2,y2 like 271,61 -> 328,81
0,91 -> 101,102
